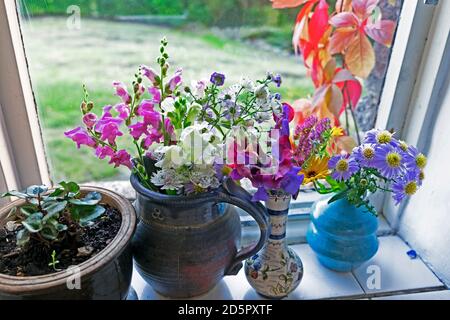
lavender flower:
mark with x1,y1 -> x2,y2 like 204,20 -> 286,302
372,144 -> 405,179
392,171 -> 420,205
210,72 -> 225,86
354,144 -> 377,167
328,154 -> 359,181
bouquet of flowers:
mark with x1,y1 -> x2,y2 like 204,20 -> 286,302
314,129 -> 427,214
65,38 -> 284,196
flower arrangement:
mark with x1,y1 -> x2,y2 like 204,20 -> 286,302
65,38 -> 283,196
314,129 -> 427,214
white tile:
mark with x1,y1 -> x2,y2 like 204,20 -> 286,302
373,290 -> 450,300
353,236 -> 444,294
132,244 -> 364,300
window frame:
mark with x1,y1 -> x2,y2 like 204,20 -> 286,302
0,0 -> 446,240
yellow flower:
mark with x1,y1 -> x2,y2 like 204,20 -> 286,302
300,156 -> 330,185
331,127 -> 344,137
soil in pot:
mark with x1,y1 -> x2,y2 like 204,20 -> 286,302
0,204 -> 121,276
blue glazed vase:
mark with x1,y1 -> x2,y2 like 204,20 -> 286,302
306,196 -> 378,272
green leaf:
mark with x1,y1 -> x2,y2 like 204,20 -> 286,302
41,224 -> 58,241
47,188 -> 65,198
69,192 -> 101,206
43,200 -> 67,218
16,228 -> 30,246
26,185 -> 48,197
20,205 -> 38,217
1,191 -> 28,199
22,212 -> 43,233
59,181 -> 80,197
79,205 -> 105,226
328,191 -> 349,204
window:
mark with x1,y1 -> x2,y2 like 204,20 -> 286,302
0,0 -> 442,241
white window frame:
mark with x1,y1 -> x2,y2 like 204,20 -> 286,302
0,0 -> 446,239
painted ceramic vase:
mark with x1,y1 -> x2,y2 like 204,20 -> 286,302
306,196 -> 379,272
245,191 -> 303,299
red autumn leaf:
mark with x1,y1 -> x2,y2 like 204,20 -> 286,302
352,0 -> 379,19
345,31 -> 375,78
292,0 -> 319,54
308,0 -> 329,45
365,19 -> 396,46
271,0 -> 311,8
329,28 -> 356,54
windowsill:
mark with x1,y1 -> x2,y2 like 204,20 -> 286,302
84,181 -> 448,300
128,235 -> 447,300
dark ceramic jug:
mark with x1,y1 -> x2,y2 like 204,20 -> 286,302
131,175 -> 269,298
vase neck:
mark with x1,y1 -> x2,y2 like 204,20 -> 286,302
265,193 -> 290,244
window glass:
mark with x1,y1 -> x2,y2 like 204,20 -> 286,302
17,0 -> 401,184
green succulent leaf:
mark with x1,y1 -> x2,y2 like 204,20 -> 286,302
16,228 -> 30,246
22,212 -> 44,233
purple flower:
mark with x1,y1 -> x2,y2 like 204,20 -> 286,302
143,128 -> 163,149
280,167 -> 304,195
129,122 -> 149,140
64,127 -> 96,149
109,149 -> 132,169
354,144 -> 377,168
329,154 -> 359,181
252,186 -> 269,201
82,113 -> 97,129
210,72 -> 225,86
100,122 -> 123,145
274,93 -> 281,100
112,81 -> 131,104
140,64 -> 158,84
372,144 -> 405,179
95,145 -> 115,159
137,100 -> 161,127
392,171 -> 420,205
364,129 -> 399,147
403,145 -> 427,174
115,103 -> 130,120
95,105 -> 123,132
273,74 -> 282,87
168,68 -> 182,91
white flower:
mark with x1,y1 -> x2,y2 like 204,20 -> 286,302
190,167 -> 220,189
239,77 -> 255,91
161,97 -> 175,113
255,85 -> 269,102
255,112 -> 272,123
155,145 -> 184,169
191,79 -> 207,98
151,169 -> 185,191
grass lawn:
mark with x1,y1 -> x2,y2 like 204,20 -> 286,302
21,17 -> 313,183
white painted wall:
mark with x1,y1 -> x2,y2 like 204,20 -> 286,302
398,61 -> 450,287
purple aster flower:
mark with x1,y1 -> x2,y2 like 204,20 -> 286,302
210,72 -> 225,86
403,145 -> 427,174
364,129 -> 399,147
328,154 -> 359,181
372,144 -> 405,179
354,144 -> 377,168
274,93 -> 282,100
392,170 -> 420,205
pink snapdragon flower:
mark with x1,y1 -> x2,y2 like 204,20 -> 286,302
148,87 -> 162,104
168,68 -> 182,91
137,100 -> 161,127
95,106 -> 123,132
115,103 -> 130,120
95,145 -> 115,159
100,122 -> 123,145
143,128 -> 163,149
113,81 -> 132,104
129,122 -> 149,140
141,65 -> 158,84
64,127 -> 96,149
109,149 -> 132,169
83,113 -> 97,129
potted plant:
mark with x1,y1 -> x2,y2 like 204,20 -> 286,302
64,38 -> 290,298
306,129 -> 427,271
0,182 -> 136,299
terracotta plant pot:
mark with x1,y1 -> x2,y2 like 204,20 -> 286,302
0,186 -> 137,300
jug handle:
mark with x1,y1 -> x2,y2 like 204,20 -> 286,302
217,178 -> 269,276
